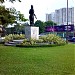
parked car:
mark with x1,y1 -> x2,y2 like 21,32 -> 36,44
68,37 -> 75,42
72,37 -> 75,42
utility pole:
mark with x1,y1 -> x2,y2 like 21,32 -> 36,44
66,0 -> 68,43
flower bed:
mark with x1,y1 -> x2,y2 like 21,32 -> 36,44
4,34 -> 66,47
16,34 -> 66,47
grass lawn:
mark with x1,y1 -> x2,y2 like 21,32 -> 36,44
0,44 -> 75,75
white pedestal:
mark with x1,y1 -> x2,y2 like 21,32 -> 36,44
25,26 -> 39,40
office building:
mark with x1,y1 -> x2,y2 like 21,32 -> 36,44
46,7 -> 74,25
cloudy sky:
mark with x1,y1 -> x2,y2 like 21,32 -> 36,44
4,0 -> 75,22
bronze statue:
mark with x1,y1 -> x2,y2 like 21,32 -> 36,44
29,5 -> 37,26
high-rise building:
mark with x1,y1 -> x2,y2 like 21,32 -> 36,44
46,13 -> 55,22
46,14 -> 52,22
46,7 -> 74,25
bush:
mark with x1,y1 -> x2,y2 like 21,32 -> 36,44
18,34 -> 66,47
4,34 -> 13,42
36,39 -> 43,43
29,38 -> 36,45
13,34 -> 25,40
39,36 -> 47,42
40,34 -> 66,45
21,39 -> 31,45
4,34 -> 25,42
21,38 -> 36,45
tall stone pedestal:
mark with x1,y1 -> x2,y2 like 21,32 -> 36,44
25,26 -> 39,40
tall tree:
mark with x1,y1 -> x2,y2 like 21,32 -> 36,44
18,11 -> 28,22
0,6 -> 16,27
34,20 -> 45,34
45,20 -> 57,27
34,20 -> 57,34
0,6 -> 27,26
9,8 -> 28,34
8,7 -> 28,22
0,0 -> 21,3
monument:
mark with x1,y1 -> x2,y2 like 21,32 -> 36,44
25,5 -> 39,40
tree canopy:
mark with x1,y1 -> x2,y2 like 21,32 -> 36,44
0,6 -> 27,27
18,11 -> 28,22
34,20 -> 45,34
0,6 -> 16,27
34,20 -> 57,34
45,20 -> 57,26
0,0 -> 21,3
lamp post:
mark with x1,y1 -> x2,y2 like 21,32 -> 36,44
66,0 -> 68,43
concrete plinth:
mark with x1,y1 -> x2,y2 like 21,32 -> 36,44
25,26 -> 39,40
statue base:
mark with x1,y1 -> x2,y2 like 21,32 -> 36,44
25,26 -> 39,40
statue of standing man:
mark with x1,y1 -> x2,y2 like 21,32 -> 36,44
29,5 -> 37,26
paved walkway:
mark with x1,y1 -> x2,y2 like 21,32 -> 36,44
0,37 -> 5,42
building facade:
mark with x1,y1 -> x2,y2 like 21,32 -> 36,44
46,7 -> 74,25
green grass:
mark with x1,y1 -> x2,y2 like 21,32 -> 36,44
0,44 -> 75,75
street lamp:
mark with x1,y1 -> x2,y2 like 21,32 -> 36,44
66,0 -> 68,43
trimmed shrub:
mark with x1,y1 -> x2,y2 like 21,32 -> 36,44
40,34 -> 66,45
4,34 -> 13,42
21,39 -> 31,45
21,38 -> 36,46
13,34 -> 25,40
39,36 -> 47,42
36,39 -> 43,43
4,34 -> 25,42
29,38 -> 36,45
17,34 -> 66,47
16,44 -> 60,48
